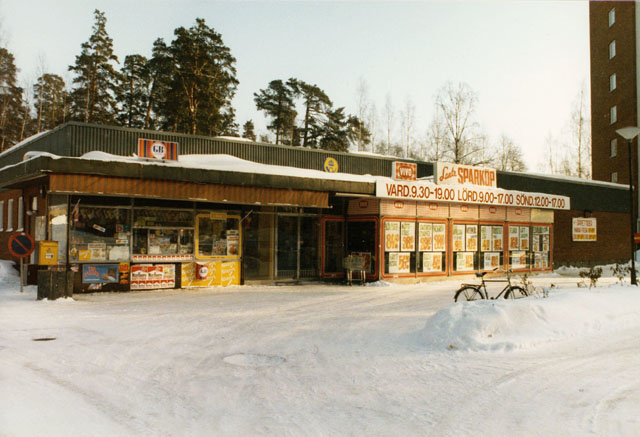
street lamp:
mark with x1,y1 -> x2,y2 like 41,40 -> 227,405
616,126 -> 640,285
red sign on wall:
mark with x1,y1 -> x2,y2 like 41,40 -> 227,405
137,139 -> 179,161
393,162 -> 417,181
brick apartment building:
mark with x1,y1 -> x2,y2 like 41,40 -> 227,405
589,2 -> 639,187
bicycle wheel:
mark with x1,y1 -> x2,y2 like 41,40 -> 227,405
454,286 -> 485,302
505,286 -> 528,299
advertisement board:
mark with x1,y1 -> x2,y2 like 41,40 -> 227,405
137,139 -> 179,161
572,218 -> 597,241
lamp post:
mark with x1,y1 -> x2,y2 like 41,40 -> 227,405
616,126 -> 640,285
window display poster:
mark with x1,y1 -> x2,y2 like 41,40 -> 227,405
82,264 -> 119,284
534,252 -> 549,269
542,234 -> 550,252
519,227 -> 529,250
511,251 -> 527,269
400,222 -> 415,252
385,221 -> 400,251
418,223 -> 432,251
181,261 -> 240,287
131,264 -> 175,290
422,252 -> 443,272
227,230 -> 239,256
532,236 -> 540,252
388,252 -> 410,274
453,225 -> 465,252
481,226 -> 491,251
466,225 -> 478,251
88,243 -> 106,261
484,252 -> 501,270
492,226 -> 503,251
456,252 -> 475,271
433,224 -> 446,251
509,226 -> 519,250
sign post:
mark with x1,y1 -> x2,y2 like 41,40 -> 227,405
8,232 -> 35,293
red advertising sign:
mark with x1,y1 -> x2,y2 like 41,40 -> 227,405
137,139 -> 179,161
393,161 -> 417,181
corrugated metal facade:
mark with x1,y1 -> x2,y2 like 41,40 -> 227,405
2,122 -> 434,178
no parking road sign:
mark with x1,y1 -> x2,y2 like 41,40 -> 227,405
8,232 -> 35,258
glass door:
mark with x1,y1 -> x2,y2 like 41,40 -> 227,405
277,215 -> 299,279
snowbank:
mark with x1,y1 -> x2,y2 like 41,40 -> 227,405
419,285 -> 640,352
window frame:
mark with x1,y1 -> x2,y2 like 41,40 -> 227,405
609,8 -> 615,27
610,73 -> 616,92
610,105 -> 617,124
611,138 -> 618,157
609,40 -> 616,59
611,172 -> 618,183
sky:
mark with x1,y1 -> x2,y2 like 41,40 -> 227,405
0,0 -> 590,171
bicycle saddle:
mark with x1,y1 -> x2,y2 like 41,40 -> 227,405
475,272 -> 488,278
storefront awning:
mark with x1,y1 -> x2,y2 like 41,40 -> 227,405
49,174 -> 329,208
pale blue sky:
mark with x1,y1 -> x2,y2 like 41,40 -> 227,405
1,0 -> 590,170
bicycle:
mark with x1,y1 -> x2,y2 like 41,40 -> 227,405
454,268 -> 528,302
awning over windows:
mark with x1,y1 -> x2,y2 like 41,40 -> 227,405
49,174 -> 329,208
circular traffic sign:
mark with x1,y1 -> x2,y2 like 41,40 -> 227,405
323,157 -> 338,173
8,232 -> 35,258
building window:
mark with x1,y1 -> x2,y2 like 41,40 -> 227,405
7,199 -> 13,231
611,172 -> 618,183
17,196 -> 23,231
0,201 -> 4,231
610,73 -> 616,91
610,106 -> 617,124
609,40 -> 616,59
611,138 -> 618,157
609,8 -> 615,27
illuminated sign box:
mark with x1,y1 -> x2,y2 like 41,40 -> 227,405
137,139 -> 179,161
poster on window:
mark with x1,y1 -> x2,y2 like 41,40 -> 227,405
453,225 -> 465,252
227,231 -> 239,256
385,222 -> 400,251
88,243 -> 106,261
82,264 -> 119,284
433,224 -> 446,251
492,226 -> 503,251
388,252 -> 410,274
509,227 -> 519,250
481,226 -> 491,251
542,234 -> 550,252
418,223 -> 432,251
511,251 -> 527,268
519,227 -> 529,250
401,222 -> 415,251
422,252 -> 443,272
466,225 -> 478,251
484,252 -> 501,270
455,252 -> 474,271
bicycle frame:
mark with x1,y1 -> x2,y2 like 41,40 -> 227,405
459,269 -> 515,300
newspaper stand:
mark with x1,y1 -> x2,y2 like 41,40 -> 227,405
344,254 -> 366,285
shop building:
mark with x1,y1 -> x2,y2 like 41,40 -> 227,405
0,123 -> 630,293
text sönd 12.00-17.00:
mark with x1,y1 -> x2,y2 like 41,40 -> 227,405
376,181 -> 569,210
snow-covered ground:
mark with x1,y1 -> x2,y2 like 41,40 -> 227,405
1,260 -> 639,436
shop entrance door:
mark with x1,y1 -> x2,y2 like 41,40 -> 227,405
276,215 -> 299,279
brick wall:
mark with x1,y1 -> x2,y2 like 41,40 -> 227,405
0,187 -> 49,262
554,209 -> 629,267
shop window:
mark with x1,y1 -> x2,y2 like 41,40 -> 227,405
508,225 -> 530,270
132,209 -> 194,257
532,226 -> 551,269
196,213 -> 240,258
479,225 -> 504,271
452,223 -> 478,272
17,197 -> 24,231
418,221 -> 447,274
346,219 -> 377,276
69,206 -> 131,262
383,220 -> 416,275
7,199 -> 13,231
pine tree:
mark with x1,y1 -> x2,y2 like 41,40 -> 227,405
162,18 -> 238,135
144,39 -> 173,130
33,73 -> 67,132
288,78 -> 331,148
0,47 -> 26,151
242,120 -> 256,141
254,79 -> 296,145
68,9 -> 119,124
318,107 -> 351,152
115,54 -> 150,128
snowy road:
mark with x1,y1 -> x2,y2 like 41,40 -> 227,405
1,265 -> 638,436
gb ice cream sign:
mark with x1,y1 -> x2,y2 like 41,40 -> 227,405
138,139 -> 179,161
